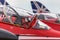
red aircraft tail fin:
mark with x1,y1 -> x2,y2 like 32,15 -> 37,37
31,1 -> 50,13
0,0 -> 9,5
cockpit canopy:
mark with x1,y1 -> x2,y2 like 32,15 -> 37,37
0,5 -> 50,30
0,5 -> 33,24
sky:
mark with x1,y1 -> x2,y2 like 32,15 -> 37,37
6,0 -> 60,13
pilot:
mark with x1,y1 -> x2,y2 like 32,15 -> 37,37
21,16 -> 32,28
13,14 -> 32,28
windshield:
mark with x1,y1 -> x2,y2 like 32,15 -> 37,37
38,13 -> 58,20
33,20 -> 50,30
45,15 -> 57,20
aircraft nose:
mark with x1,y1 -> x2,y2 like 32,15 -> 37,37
0,29 -> 18,40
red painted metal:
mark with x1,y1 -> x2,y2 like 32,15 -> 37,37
0,18 -> 60,37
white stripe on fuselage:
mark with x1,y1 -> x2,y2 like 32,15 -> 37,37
18,36 -> 60,39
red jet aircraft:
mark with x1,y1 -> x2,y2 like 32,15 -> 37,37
0,7 -> 60,37
1,0 -> 60,38
31,1 -> 60,31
